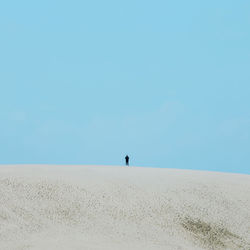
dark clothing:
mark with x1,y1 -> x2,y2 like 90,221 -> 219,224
125,155 -> 129,166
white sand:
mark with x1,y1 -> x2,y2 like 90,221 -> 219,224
0,165 -> 249,250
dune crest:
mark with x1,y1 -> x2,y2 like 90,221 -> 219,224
0,165 -> 249,250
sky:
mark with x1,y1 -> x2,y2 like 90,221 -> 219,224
0,0 -> 249,174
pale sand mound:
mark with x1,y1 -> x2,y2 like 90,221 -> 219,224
0,165 -> 249,250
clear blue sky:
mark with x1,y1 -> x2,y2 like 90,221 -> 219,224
0,1 -> 249,174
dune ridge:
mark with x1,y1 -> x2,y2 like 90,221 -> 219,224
0,165 -> 249,250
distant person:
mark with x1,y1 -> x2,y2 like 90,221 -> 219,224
125,155 -> 129,166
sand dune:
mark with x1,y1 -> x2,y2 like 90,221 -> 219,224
0,165 -> 249,250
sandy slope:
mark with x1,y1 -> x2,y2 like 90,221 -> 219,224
0,165 -> 249,250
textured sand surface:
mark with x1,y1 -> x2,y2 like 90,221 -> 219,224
0,165 -> 249,250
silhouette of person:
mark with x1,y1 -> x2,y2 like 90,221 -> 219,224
125,155 -> 129,166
